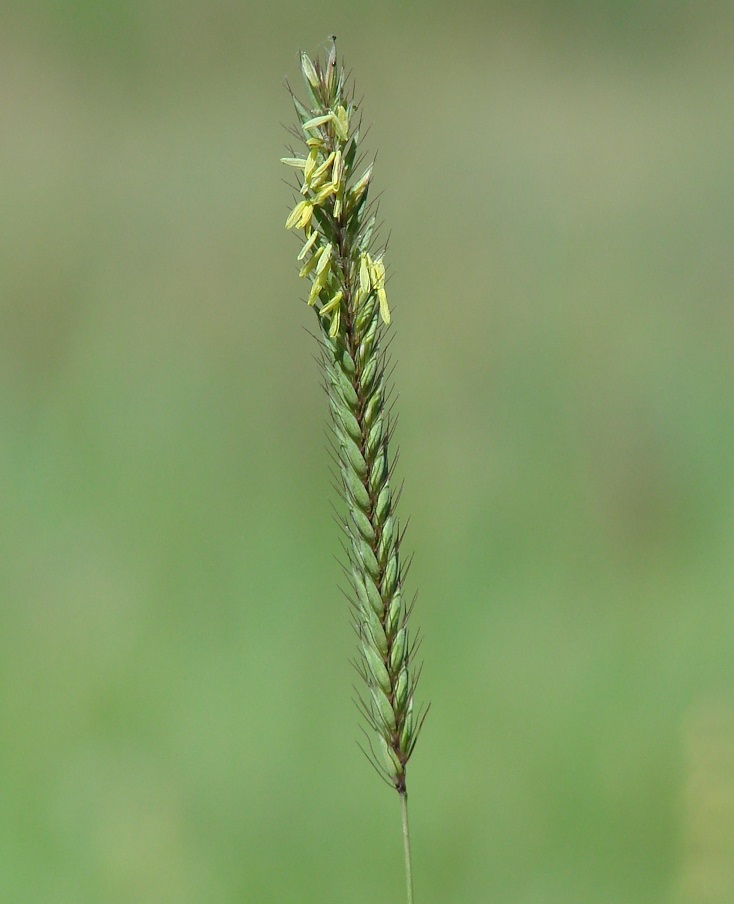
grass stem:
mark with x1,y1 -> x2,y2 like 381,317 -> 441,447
284,39 -> 427,903
401,792 -> 414,904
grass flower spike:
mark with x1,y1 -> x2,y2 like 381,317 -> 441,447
283,39 -> 427,904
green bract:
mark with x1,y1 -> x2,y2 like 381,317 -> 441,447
283,42 -> 426,798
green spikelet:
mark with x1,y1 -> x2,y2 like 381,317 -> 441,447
283,40 -> 427,797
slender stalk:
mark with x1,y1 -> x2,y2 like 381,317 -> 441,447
400,792 -> 415,904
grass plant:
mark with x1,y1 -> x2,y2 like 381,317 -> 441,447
282,38 -> 427,904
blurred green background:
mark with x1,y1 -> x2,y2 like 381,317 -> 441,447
2,2 -> 734,902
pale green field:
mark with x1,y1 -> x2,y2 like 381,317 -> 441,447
2,3 -> 734,902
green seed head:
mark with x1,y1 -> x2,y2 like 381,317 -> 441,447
284,41 -> 425,794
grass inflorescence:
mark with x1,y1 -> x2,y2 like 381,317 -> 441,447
282,38 -> 427,903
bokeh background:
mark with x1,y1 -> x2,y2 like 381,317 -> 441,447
2,2 -> 734,902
